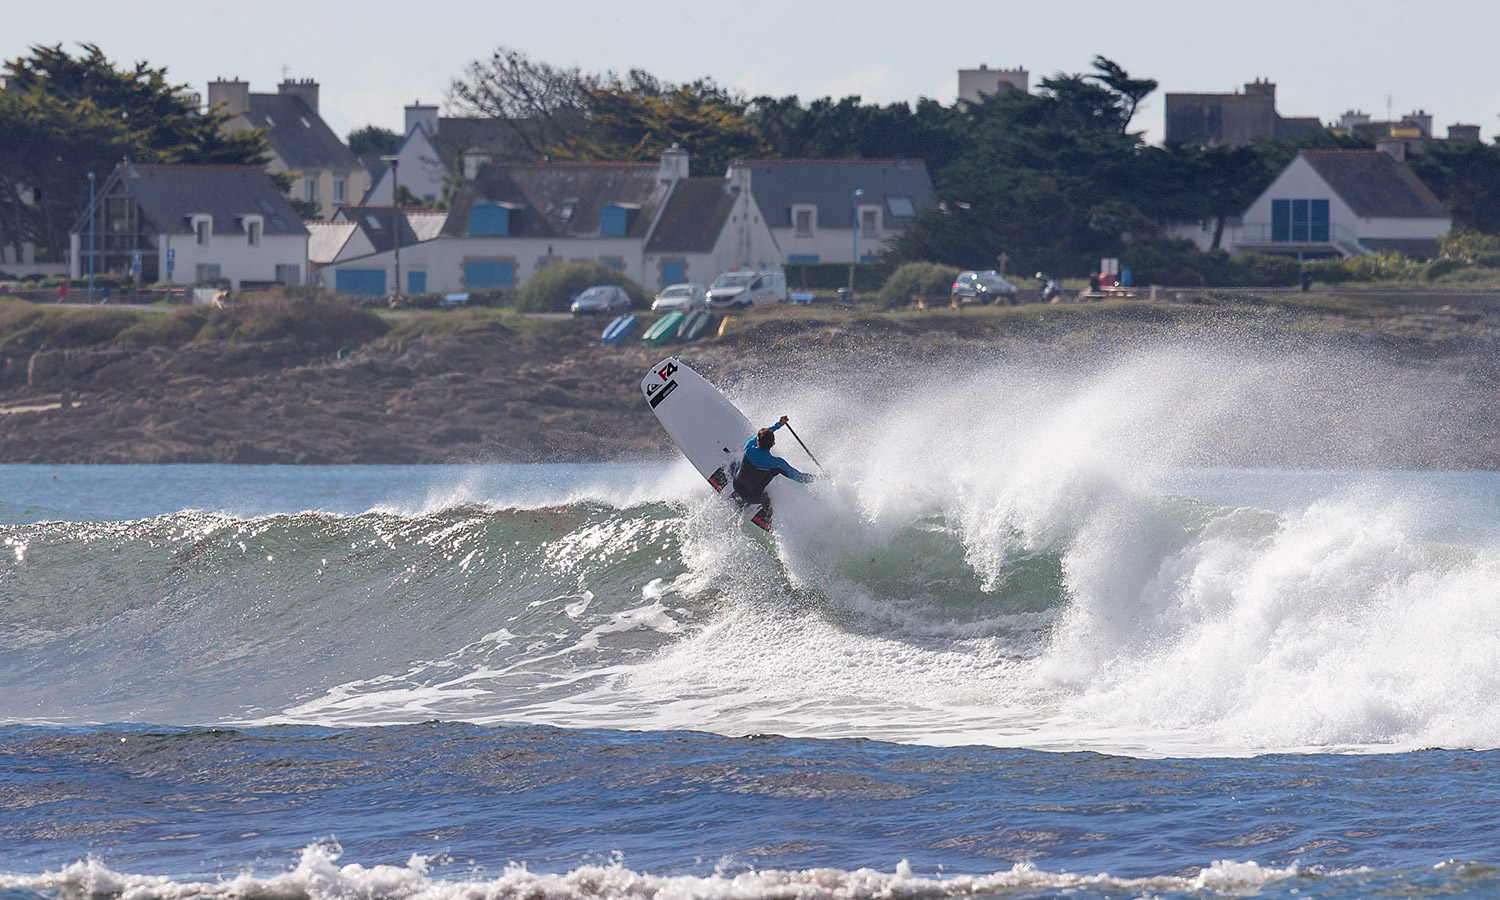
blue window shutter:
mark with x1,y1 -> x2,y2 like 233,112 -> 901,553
408,271 -> 427,293
1291,199 -> 1310,242
1310,199 -> 1330,242
335,268 -> 386,296
465,260 -> 514,288
1271,199 -> 1290,242
469,204 -> 510,237
600,205 -> 627,237
787,254 -> 820,264
662,260 -> 686,285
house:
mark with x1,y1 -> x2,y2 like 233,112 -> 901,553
308,207 -> 448,294
958,65 -> 1029,103
363,102 -> 548,206
208,78 -> 369,220
1170,149 -> 1452,258
738,159 -> 938,264
1164,79 -> 1323,146
68,163 -> 309,288
327,147 -> 780,296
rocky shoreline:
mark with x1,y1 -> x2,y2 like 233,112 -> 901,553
4,292 -> 1500,467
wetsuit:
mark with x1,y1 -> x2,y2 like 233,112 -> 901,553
731,422 -> 814,526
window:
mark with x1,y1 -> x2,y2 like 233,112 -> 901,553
600,257 -> 624,271
105,196 -> 131,233
195,263 -> 222,282
600,205 -> 627,238
886,196 -> 916,217
248,221 -> 262,247
304,178 -> 318,202
661,258 -> 686,286
1271,198 -> 1330,242
793,205 -> 815,236
861,208 -> 879,236
195,218 -> 211,246
275,264 -> 301,286
464,259 -> 515,288
407,270 -> 426,293
333,177 -> 347,204
469,204 -> 510,237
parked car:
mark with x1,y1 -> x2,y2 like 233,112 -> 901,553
707,269 -> 787,309
651,282 -> 708,311
951,270 -> 1019,305
570,285 -> 632,316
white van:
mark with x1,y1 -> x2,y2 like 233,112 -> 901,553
706,269 -> 786,308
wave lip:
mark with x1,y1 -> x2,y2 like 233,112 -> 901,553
0,844 -> 1313,900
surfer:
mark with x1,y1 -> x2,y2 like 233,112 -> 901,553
731,416 -> 816,528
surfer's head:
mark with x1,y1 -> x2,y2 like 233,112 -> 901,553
757,428 -> 776,449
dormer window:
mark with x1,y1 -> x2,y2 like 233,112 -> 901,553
793,204 -> 816,236
600,203 -> 639,238
189,214 -> 212,247
469,203 -> 511,237
248,220 -> 262,246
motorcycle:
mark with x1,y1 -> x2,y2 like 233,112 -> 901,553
1035,272 -> 1061,303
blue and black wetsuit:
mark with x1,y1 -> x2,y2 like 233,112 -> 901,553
731,422 -> 813,524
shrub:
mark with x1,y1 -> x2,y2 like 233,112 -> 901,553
1117,237 -> 1229,286
786,261 -> 893,292
1424,258 -> 1466,282
1226,253 -> 1303,287
197,294 -> 388,347
114,308 -> 209,348
515,261 -> 645,313
876,262 -> 960,309
1474,251 -> 1500,269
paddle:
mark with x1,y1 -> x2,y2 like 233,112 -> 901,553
782,421 -> 824,472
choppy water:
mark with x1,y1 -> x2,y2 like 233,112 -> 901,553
5,350 -> 1500,899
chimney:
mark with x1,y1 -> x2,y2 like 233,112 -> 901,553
1243,78 -> 1276,100
405,101 -> 439,137
278,78 -> 319,114
463,150 -> 492,181
207,78 -> 250,116
1376,138 -> 1407,162
659,144 -> 689,184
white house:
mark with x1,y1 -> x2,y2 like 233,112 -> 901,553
1171,148 -> 1452,258
68,163 -> 309,289
328,147 -> 780,296
738,159 -> 938,264
308,208 -> 448,293
363,103 -> 535,206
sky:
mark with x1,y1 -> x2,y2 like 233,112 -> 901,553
7,0 -> 1499,148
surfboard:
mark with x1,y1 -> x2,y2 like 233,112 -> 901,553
677,309 -> 712,341
641,356 -> 771,530
601,314 -> 637,344
642,312 -> 685,346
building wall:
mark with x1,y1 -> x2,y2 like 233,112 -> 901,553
325,236 -> 646,294
364,130 -> 448,206
158,231 -> 308,288
304,168 -> 370,220
769,202 -> 894,264
958,66 -> 1028,103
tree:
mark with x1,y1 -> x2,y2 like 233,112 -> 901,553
0,43 -> 268,261
447,46 -> 589,158
1085,56 -> 1157,134
347,125 -> 402,159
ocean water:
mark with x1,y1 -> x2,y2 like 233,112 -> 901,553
6,353 -> 1500,900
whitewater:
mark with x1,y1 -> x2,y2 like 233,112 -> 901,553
5,346 -> 1500,899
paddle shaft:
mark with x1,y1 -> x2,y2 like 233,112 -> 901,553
783,422 -> 823,471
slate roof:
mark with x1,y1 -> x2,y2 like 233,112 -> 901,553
307,220 -> 359,264
243,94 -> 362,172
445,161 -> 667,239
1301,150 -> 1449,219
78,164 -> 307,237
333,207 -> 449,255
645,179 -> 738,253
738,159 -> 937,230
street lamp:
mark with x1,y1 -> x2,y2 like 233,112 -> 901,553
87,171 -> 96,304
849,188 -> 864,299
381,155 -> 402,306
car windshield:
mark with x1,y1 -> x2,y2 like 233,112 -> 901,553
712,274 -> 754,289
660,287 -> 690,297
579,288 -> 611,300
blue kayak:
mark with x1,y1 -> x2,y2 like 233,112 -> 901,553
601,314 -> 637,344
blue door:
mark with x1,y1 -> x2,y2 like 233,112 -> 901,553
662,260 -> 686,286
335,268 -> 387,296
407,270 -> 427,294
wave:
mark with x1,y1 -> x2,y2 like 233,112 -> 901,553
0,843 -> 1315,900
4,343 -> 1500,755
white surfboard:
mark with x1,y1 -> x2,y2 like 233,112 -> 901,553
641,356 -> 771,530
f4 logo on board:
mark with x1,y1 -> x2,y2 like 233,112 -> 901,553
656,361 -> 678,381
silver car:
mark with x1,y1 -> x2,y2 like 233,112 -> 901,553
651,283 -> 708,312
570,285 -> 632,316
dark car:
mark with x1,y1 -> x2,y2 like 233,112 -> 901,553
951,270 -> 1019,305
569,285 -> 632,316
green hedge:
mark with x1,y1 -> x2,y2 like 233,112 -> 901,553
785,261 -> 894,292
876,262 -> 960,309
515,261 -> 646,313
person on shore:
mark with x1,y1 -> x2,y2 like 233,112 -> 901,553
731,415 -> 815,528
